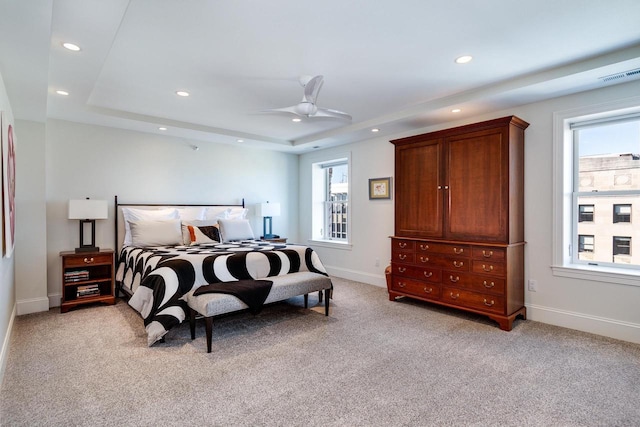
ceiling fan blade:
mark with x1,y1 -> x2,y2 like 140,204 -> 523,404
302,75 -> 324,104
260,106 -> 304,117
314,107 -> 352,121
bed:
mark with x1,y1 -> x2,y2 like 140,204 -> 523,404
113,196 -> 332,346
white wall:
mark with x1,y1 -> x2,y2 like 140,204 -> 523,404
300,79 -> 640,344
45,119 -> 299,306
14,119 -> 48,316
0,72 -> 16,383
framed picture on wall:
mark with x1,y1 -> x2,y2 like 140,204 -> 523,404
369,177 -> 392,200
1,111 -> 16,258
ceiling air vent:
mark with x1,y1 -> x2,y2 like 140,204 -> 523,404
599,68 -> 640,83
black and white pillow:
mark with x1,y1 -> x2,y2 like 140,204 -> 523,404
181,220 -> 221,245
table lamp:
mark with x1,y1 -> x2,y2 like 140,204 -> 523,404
68,198 -> 108,252
257,202 -> 281,239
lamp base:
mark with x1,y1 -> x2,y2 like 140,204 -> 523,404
75,246 -> 100,253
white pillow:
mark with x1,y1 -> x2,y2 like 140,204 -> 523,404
122,207 -> 179,245
218,219 -> 255,242
129,219 -> 183,247
176,207 -> 206,221
203,207 -> 230,221
227,207 -> 248,219
181,220 -> 221,245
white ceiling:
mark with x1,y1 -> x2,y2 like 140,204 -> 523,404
1,0 -> 640,153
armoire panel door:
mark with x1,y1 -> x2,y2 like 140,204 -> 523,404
445,128 -> 508,242
395,140 -> 443,237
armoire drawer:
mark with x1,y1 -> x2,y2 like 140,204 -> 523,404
471,260 -> 506,276
442,287 -> 505,314
391,263 -> 441,283
472,246 -> 506,262
442,272 -> 505,295
391,277 -> 441,300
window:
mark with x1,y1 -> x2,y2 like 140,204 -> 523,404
311,155 -> 350,246
613,236 -> 631,256
553,99 -> 640,283
325,162 -> 348,240
613,204 -> 631,223
578,235 -> 594,253
578,204 -> 594,222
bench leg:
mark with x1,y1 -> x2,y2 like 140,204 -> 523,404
189,308 -> 196,340
318,290 -> 323,303
205,316 -> 213,353
324,289 -> 330,316
304,294 -> 308,308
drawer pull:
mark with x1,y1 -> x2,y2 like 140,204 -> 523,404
453,247 -> 464,254
449,275 -> 459,283
424,287 -> 433,294
398,242 -> 407,249
453,261 -> 464,268
420,244 -> 429,250
483,299 -> 495,307
83,257 -> 94,264
483,280 -> 495,289
450,292 -> 459,299
482,264 -> 494,272
482,250 -> 493,258
397,281 -> 406,288
398,254 -> 407,260
420,256 -> 429,263
398,267 -> 406,273
423,271 -> 433,278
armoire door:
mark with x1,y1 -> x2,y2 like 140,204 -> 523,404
395,139 -> 443,238
445,127 -> 508,242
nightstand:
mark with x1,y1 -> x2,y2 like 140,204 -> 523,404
261,237 -> 288,243
60,249 -> 115,313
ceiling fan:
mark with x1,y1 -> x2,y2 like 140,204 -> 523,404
262,75 -> 352,121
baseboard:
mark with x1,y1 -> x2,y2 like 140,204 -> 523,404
16,296 -> 50,315
48,293 -> 62,308
526,303 -> 640,344
0,302 -> 17,387
325,266 -> 386,288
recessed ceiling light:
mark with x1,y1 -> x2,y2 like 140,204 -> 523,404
455,55 -> 473,64
451,108 -> 461,113
236,139 -> 244,143
176,91 -> 190,97
62,42 -> 81,52
55,90 -> 69,96
292,118 -> 302,122
371,128 -> 380,132
158,127 -> 167,131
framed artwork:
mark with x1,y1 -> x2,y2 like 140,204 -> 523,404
369,177 -> 392,200
1,111 -> 16,258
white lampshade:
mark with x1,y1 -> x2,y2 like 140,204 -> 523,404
68,199 -> 108,220
257,202 -> 281,217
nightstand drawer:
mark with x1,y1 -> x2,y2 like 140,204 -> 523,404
64,253 -> 113,268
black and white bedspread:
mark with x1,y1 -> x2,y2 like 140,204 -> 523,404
115,241 -> 329,346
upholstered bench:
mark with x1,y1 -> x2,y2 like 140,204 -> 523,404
185,271 -> 332,352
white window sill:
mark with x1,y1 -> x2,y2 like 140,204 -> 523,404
551,264 -> 640,287
308,239 -> 353,251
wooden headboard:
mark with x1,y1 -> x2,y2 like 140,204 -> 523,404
114,195 -> 245,253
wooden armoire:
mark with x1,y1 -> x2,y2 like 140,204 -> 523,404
388,116 -> 529,330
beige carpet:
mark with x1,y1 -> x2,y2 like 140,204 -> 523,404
1,277 -> 639,426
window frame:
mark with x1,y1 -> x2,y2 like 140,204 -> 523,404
552,97 -> 640,286
613,204 -> 632,223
